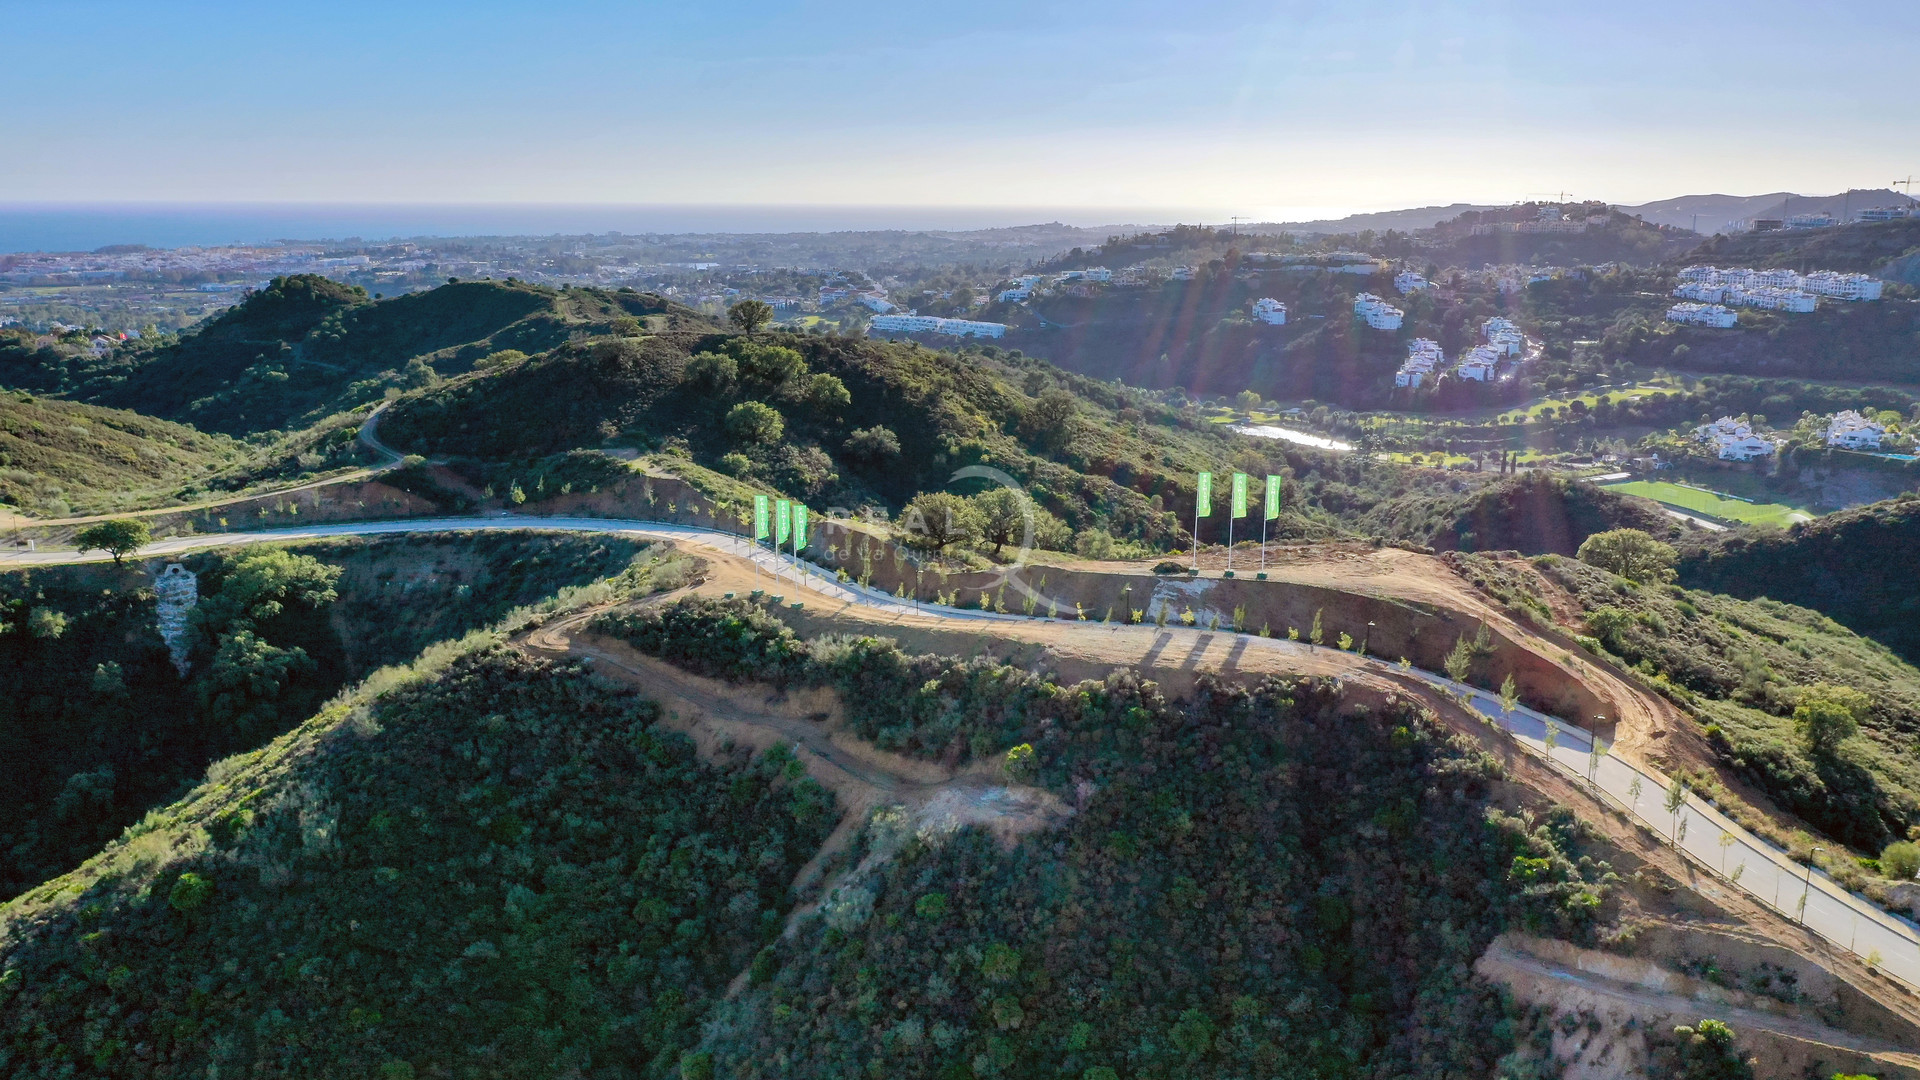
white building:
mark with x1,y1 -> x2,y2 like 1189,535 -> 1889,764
1726,284 -> 1817,313
1057,267 -> 1112,283
1353,292 -> 1403,330
1251,297 -> 1287,325
1826,410 -> 1886,449
1696,417 -> 1776,461
1394,271 -> 1431,295
1482,316 -> 1523,356
1673,281 -> 1727,303
1395,339 -> 1443,388
1169,265 -> 1196,281
1667,302 -> 1739,328
1455,344 -> 1502,382
1802,271 -> 1883,301
855,293 -> 896,313
869,314 -> 1007,339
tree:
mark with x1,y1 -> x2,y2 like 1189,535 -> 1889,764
733,342 -> 806,389
1021,389 -> 1077,452
1660,1019 -> 1752,1080
75,519 -> 151,565
1882,840 -> 1920,880
1792,683 -> 1867,757
725,401 -> 786,445
972,488 -> 1033,558
1235,389 -> 1261,410
1576,528 -> 1678,584
1665,777 -> 1689,842
686,350 -> 739,392
843,425 -> 900,463
899,492 -> 978,553
727,300 -> 773,335
802,372 -> 850,415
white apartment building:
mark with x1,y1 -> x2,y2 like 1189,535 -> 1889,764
1673,281 -> 1727,303
1726,285 -> 1817,313
1666,302 -> 1739,328
1696,417 -> 1775,460
1395,340 -> 1443,388
1169,265 -> 1196,281
1802,271 -> 1884,301
1394,271 -> 1430,295
1057,267 -> 1112,283
1482,316 -> 1523,356
869,314 -> 1007,339
1826,410 -> 1886,449
1353,292 -> 1404,330
1251,297 -> 1287,325
1455,344 -> 1501,382
855,293 -> 896,313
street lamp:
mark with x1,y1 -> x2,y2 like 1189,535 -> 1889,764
1802,847 -> 1825,924
1362,621 -> 1376,656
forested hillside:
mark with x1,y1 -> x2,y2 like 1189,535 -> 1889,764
25,276 -> 711,435
379,330 -> 1254,545
1358,472 -> 1676,554
1678,493 -> 1920,665
0,598 -> 1607,1078
0,531 -> 649,901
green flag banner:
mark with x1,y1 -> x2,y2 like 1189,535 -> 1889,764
1231,472 -> 1248,519
754,495 -> 770,540
775,499 -> 791,546
1265,475 -> 1282,520
1195,471 -> 1212,517
792,504 -> 808,551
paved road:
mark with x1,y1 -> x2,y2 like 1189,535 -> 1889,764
8,512 -> 1918,989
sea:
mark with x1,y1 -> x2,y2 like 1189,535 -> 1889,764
0,203 -> 1233,253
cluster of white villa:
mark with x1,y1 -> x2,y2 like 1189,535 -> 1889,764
1395,338 -> 1445,387
869,314 -> 1008,338
1696,417 -> 1777,460
1394,270 -> 1431,295
995,275 -> 1044,302
1826,410 -> 1887,449
1666,301 -> 1741,328
1354,292 -> 1404,330
1673,266 -> 1883,314
1483,316 -> 1523,356
1251,297 -> 1287,325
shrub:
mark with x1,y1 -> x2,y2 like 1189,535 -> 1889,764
1882,841 -> 1920,880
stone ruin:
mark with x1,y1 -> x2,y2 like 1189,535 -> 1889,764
153,563 -> 198,676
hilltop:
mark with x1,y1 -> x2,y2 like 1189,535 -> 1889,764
73,275 -> 711,436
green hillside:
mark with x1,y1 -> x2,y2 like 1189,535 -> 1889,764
1678,493 -> 1920,664
0,531 -> 652,902
0,598 -> 1605,1078
1680,216 -> 1920,276
0,392 -> 248,517
1356,472 -> 1676,554
380,330 -> 1264,545
79,276 -> 712,435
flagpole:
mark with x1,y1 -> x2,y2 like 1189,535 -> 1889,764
1227,509 -> 1234,575
1192,503 -> 1202,576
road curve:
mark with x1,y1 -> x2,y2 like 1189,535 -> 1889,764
6,511 -> 1918,990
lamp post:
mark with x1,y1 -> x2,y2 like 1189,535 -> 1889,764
1362,621 -> 1375,657
1802,847 -> 1825,925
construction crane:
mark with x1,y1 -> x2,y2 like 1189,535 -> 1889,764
1896,176 -> 1915,202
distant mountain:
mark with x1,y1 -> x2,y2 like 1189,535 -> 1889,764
1257,203 -> 1502,235
1622,189 -> 1918,232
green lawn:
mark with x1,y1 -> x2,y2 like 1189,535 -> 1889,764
1600,480 -> 1815,528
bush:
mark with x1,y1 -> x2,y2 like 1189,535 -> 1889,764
1882,841 -> 1920,880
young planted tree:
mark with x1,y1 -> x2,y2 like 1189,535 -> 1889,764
75,518 -> 152,565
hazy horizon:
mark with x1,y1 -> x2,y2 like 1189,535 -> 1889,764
5,0 -> 1914,217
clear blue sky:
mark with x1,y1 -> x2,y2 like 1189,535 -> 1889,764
5,0 -> 1916,218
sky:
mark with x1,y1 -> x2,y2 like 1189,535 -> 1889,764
3,0 -> 1917,222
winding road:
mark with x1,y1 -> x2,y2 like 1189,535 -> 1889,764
7,511 -> 1920,994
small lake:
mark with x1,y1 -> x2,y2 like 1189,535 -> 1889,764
1231,424 -> 1354,452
